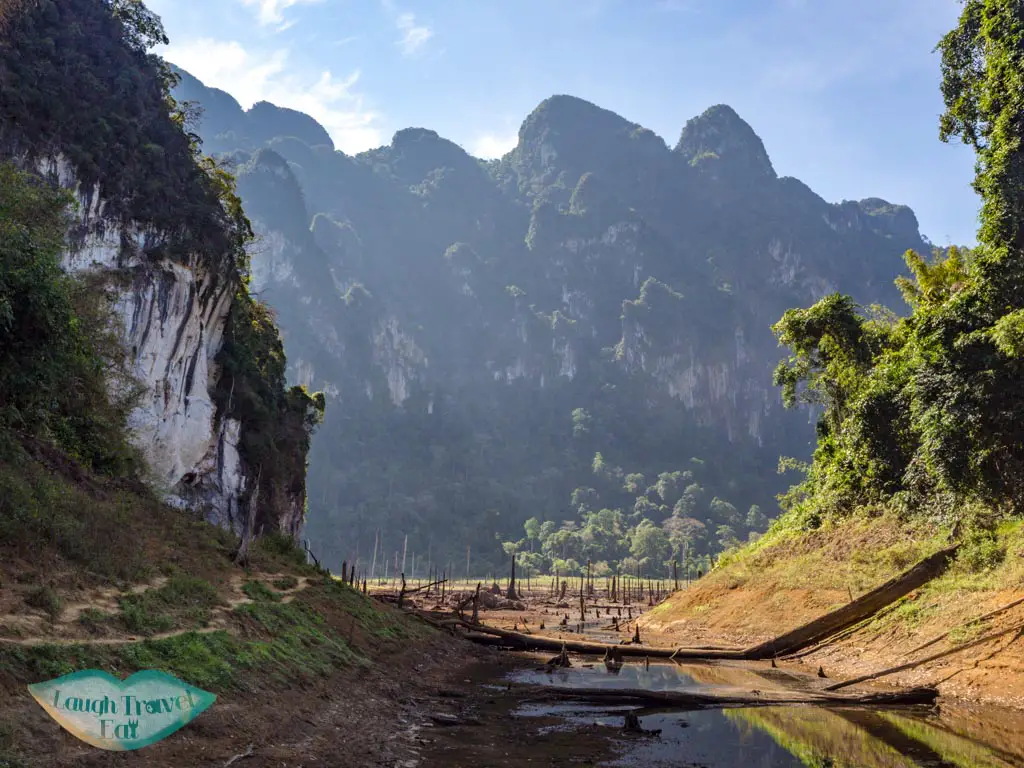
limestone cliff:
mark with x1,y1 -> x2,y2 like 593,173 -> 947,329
0,0 -> 321,540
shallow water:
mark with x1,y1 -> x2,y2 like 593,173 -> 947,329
511,660 -> 709,691
508,659 -> 1024,767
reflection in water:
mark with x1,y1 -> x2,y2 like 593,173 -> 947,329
728,708 -> 920,768
509,660 -> 1024,767
511,661 -> 707,691
879,712 -> 1020,768
728,707 -> 1021,768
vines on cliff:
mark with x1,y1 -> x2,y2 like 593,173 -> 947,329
215,291 -> 325,535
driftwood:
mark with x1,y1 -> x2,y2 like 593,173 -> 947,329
743,546 -> 958,659
223,744 -> 255,766
517,683 -> 938,710
404,578 -> 449,596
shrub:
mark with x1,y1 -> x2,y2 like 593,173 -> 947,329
242,580 -> 281,602
24,586 -> 62,619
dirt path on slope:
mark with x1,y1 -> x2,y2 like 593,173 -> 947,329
0,573 -> 312,646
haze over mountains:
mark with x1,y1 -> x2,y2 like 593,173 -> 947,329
172,68 -> 929,572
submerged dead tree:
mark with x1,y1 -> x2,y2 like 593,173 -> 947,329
507,550 -> 519,600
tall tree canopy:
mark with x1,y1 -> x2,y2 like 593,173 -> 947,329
775,0 -> 1024,525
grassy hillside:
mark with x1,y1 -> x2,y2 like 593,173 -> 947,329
644,511 -> 1024,707
0,435 -> 435,768
0,5 -> 396,762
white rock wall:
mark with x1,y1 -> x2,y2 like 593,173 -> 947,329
39,155 -> 248,515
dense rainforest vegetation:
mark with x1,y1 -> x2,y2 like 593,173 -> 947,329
770,0 -> 1024,562
0,0 -> 322,547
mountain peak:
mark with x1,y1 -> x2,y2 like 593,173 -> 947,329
675,104 -> 775,179
518,95 -> 650,147
856,197 -> 922,242
246,102 -> 334,150
381,126 -> 481,182
392,127 -> 443,146
510,95 -> 667,197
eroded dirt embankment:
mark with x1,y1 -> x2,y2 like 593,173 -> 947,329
639,515 -> 1024,710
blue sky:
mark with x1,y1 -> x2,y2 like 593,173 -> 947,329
149,0 -> 980,246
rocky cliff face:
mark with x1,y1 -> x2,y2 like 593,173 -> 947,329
175,73 -> 931,569
33,153 -> 264,532
0,0 -> 320,540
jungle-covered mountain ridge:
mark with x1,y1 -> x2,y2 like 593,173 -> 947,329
171,66 -> 933,576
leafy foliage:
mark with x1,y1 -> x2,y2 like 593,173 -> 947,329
0,0 -> 247,267
215,291 -> 325,534
499,455 -> 770,577
774,1 -> 1024,531
0,163 -> 141,473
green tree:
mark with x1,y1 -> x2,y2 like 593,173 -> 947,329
571,487 -> 600,514
520,551 -> 547,578
551,557 -> 582,576
772,294 -> 881,434
523,517 -> 541,550
716,525 -> 740,552
0,164 -> 138,473
632,496 -> 662,521
630,519 -> 671,564
654,471 -> 687,506
623,473 -> 646,494
769,1 -> 1024,519
745,505 -> 768,531
663,515 -> 706,562
538,520 -> 558,542
709,497 -> 741,527
571,408 -> 593,438
592,452 -> 623,484
938,1 -> 1024,253
502,539 -> 524,558
110,0 -> 168,52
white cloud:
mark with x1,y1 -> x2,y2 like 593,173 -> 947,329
396,12 -> 433,56
160,38 -> 383,154
240,0 -> 321,27
471,133 -> 518,160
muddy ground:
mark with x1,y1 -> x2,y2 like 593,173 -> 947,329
12,575 -> 1024,767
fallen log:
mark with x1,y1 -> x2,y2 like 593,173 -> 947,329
743,545 -> 958,659
461,623 -> 746,659
404,578 -> 449,596
516,683 -> 938,710
780,597 -> 911,661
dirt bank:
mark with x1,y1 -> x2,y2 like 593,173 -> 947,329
639,515 -> 1024,710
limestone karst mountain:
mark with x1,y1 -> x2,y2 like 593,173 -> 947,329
174,71 -> 929,571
